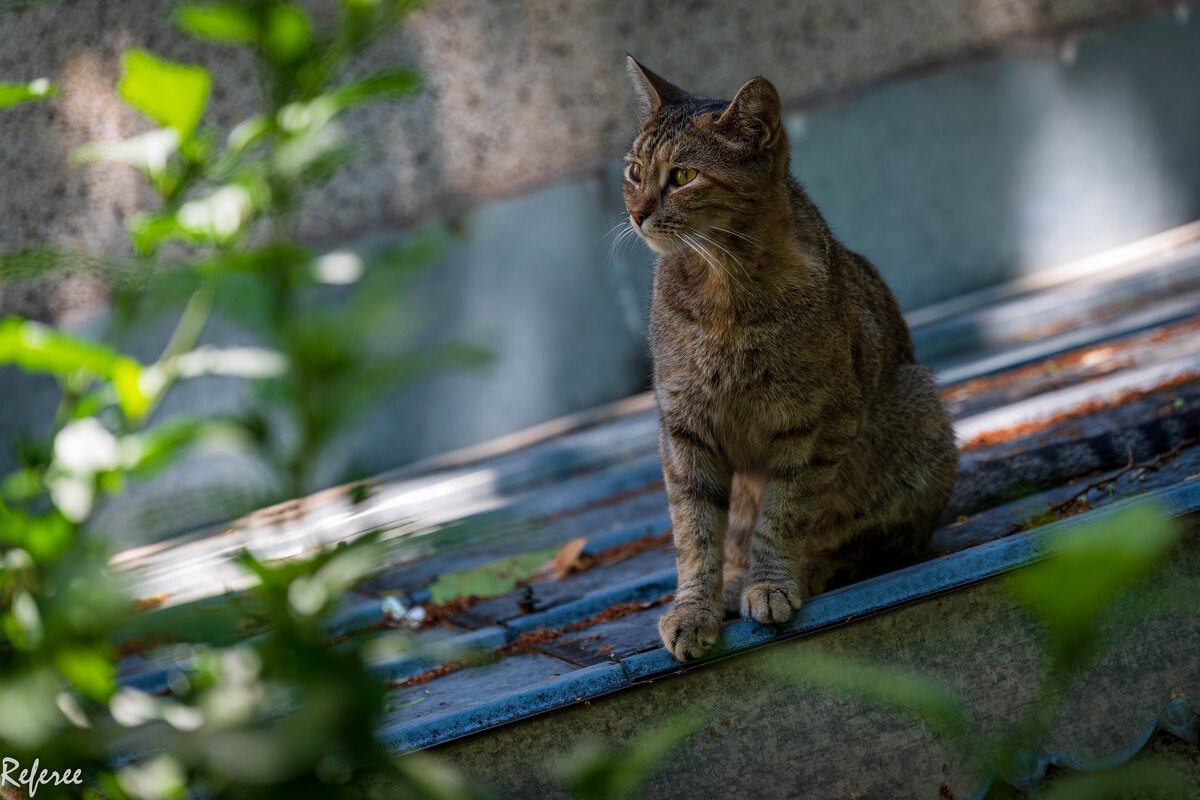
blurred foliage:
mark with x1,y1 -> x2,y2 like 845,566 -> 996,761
68,0 -> 486,501
1,2 -> 492,798
1035,759 -> 1194,800
0,77 -> 56,108
0,3 -> 680,798
1004,504 -> 1178,670
768,504 -> 1195,798
557,711 -> 701,800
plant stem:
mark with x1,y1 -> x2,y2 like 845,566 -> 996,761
159,286 -> 213,364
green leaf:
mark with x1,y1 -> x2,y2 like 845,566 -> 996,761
129,211 -> 185,256
366,221 -> 452,275
0,78 -> 57,109
429,548 -> 559,604
1004,504 -> 1178,666
1037,759 -> 1192,800
209,275 -> 277,336
263,4 -> 312,65
559,712 -> 701,800
396,753 -> 491,800
311,538 -> 386,596
328,69 -> 421,108
21,510 -> 75,564
209,113 -> 270,176
54,646 -> 117,702
287,538 -> 388,618
72,386 -> 116,420
1,467 -> 43,503
128,183 -> 259,252
174,2 -> 259,44
112,357 -> 152,419
116,600 -> 253,649
271,107 -> 350,181
763,649 -> 972,742
0,317 -> 150,420
0,316 -> 116,374
118,49 -> 211,138
124,417 -> 250,479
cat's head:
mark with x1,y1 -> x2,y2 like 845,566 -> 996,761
623,57 -> 787,255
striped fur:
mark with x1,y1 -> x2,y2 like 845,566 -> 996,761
625,58 -> 958,661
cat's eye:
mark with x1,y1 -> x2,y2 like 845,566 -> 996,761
626,163 -> 643,183
671,167 -> 697,186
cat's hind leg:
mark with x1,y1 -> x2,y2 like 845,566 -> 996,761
804,364 -> 957,591
799,521 -> 932,595
740,476 -> 816,624
723,472 -> 765,614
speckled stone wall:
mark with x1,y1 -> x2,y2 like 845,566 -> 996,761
0,0 -> 1187,267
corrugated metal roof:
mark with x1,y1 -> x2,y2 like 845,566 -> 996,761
110,227 -> 1200,795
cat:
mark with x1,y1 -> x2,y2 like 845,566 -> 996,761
622,57 -> 959,662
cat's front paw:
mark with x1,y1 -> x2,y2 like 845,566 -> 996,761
658,603 -> 721,661
741,580 -> 802,624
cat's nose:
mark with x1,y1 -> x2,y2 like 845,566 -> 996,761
631,210 -> 649,227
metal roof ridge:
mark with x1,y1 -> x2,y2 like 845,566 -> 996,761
953,350 -> 1200,444
904,220 -> 1200,329
934,290 -> 1200,385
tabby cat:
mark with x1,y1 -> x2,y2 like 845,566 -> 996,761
623,57 -> 959,662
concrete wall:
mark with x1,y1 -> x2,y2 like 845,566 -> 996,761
791,8 -> 1200,309
0,0 -> 1188,280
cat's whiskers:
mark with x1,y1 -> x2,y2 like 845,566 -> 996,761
597,216 -> 630,246
690,235 -> 737,284
694,229 -> 751,280
607,220 -> 641,265
711,225 -> 759,247
616,224 -> 640,251
678,231 -> 739,286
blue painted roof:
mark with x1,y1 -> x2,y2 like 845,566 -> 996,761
111,236 -> 1200,790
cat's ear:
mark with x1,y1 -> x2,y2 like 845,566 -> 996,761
713,77 -> 783,149
626,55 -> 688,115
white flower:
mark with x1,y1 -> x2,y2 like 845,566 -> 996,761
110,688 -> 160,727
48,475 -> 94,522
160,701 -> 204,732
118,754 -> 186,800
178,185 -> 253,239
174,345 -> 288,379
312,251 -> 363,285
53,418 -> 120,475
72,128 -> 180,174
288,575 -> 327,617
56,692 -> 91,729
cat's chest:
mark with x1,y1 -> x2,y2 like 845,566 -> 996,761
677,331 -> 771,392
654,321 -> 814,409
